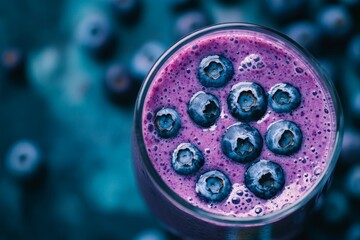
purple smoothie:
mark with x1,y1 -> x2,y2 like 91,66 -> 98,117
141,28 -> 337,218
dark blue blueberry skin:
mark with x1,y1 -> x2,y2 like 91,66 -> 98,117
268,83 -> 301,113
5,140 -> 43,179
76,13 -> 115,56
174,11 -> 209,39
244,159 -> 285,200
317,5 -> 352,39
196,170 -> 232,202
154,107 -> 181,138
171,143 -> 204,175
347,34 -> 360,70
265,120 -> 302,155
188,91 -> 221,128
105,63 -> 136,103
198,55 -> 234,88
130,41 -> 166,81
227,82 -> 267,122
221,123 -> 263,163
283,21 -> 320,51
345,165 -> 360,199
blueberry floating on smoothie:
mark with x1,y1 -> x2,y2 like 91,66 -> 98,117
198,55 -> 234,88
196,170 -> 232,202
221,123 -> 263,163
171,143 -> 204,175
266,120 -> 303,155
227,82 -> 267,122
188,91 -> 221,128
154,107 -> 181,138
244,160 -> 285,200
268,83 -> 301,113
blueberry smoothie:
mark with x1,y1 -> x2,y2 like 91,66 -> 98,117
133,23 -> 342,239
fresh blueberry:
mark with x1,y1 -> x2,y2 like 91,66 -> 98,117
76,13 -> 115,57
5,140 -> 43,179
317,5 -> 352,39
198,55 -> 234,88
347,34 -> 360,70
104,63 -> 136,104
227,82 -> 267,122
130,41 -> 166,81
154,107 -> 181,138
283,21 -> 320,51
196,170 -> 232,202
345,165 -> 360,199
268,83 -> 301,114
265,120 -> 302,155
188,91 -> 221,128
244,159 -> 285,200
171,143 -> 204,175
221,123 -> 263,163
174,11 -> 209,39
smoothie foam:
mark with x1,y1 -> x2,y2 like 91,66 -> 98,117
141,29 -> 337,218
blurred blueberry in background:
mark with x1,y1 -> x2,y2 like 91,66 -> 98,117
317,4 -> 352,39
130,41 -> 166,81
0,0 -> 360,239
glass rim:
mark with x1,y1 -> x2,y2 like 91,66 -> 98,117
134,22 -> 344,226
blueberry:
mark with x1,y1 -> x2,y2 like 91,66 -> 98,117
130,41 -> 166,81
188,91 -> 221,128
198,55 -> 234,88
104,63 -> 136,104
266,120 -> 302,155
227,82 -> 267,122
221,123 -> 263,163
5,140 -> 43,179
283,21 -> 320,51
154,107 -> 181,138
196,170 -> 232,202
317,5 -> 352,39
347,34 -> 360,70
174,11 -> 209,39
76,13 -> 115,57
244,160 -> 285,200
345,165 -> 360,199
268,83 -> 301,113
171,143 -> 204,175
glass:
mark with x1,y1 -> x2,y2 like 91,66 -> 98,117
132,23 -> 343,240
